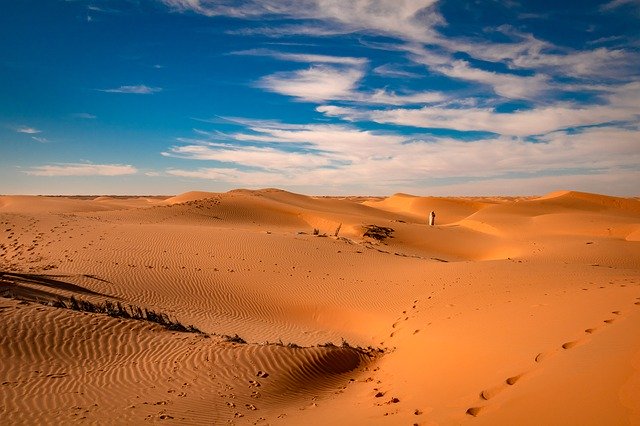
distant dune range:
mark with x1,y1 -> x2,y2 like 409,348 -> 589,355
1,189 -> 639,424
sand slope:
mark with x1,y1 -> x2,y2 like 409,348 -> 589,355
1,189 -> 639,424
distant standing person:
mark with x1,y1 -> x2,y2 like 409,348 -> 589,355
429,211 -> 436,226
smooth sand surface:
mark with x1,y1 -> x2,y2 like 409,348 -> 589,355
1,189 -> 639,425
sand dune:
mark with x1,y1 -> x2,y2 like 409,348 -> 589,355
364,192 -> 491,224
1,189 -> 639,424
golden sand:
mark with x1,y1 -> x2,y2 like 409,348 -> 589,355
1,189 -> 639,424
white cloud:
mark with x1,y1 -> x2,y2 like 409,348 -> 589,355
318,80 -> 640,136
258,64 -> 444,104
31,136 -> 48,143
162,0 -> 442,43
259,65 -> 363,102
227,24 -> 352,38
360,89 -> 445,105
100,85 -> 162,94
162,119 -> 640,196
508,47 -> 634,79
164,0 -> 639,93
231,48 -> 368,66
25,163 -> 138,176
434,27 -> 638,81
167,167 -> 287,185
16,126 -> 41,134
162,141 -> 336,169
434,60 -> 549,99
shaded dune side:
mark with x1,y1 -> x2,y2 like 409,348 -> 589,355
95,188 -> 406,239
0,297 -> 374,425
535,190 -> 640,214
460,191 -> 640,238
474,190 -> 640,218
363,193 -> 490,225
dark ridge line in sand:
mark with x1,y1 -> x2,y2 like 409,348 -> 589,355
0,271 -> 108,296
0,271 -> 385,359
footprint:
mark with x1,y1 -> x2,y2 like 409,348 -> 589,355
466,407 -> 483,417
480,385 -> 504,401
604,319 -> 615,324
562,341 -> 580,349
612,311 -> 621,315
506,375 -> 522,385
584,328 -> 597,334
534,351 -> 555,363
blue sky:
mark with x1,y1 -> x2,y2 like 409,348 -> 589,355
1,0 -> 639,195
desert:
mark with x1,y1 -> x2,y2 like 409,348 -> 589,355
1,189 -> 639,425
3,2 -> 640,423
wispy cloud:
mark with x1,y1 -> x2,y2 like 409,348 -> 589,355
317,81 -> 640,136
163,121 -> 640,193
600,0 -> 640,11
231,48 -> 368,66
16,126 -> 41,134
434,60 -> 549,99
25,163 -> 138,176
162,0 -> 442,43
226,24 -> 350,38
31,136 -> 48,143
258,64 -> 444,105
317,103 -> 632,137
373,63 -> 422,78
71,112 -> 96,119
100,85 -> 162,94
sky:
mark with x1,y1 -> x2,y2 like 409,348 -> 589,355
1,0 -> 639,196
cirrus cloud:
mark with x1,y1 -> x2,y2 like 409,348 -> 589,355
16,126 -> 41,134
25,163 -> 138,176
99,85 -> 162,94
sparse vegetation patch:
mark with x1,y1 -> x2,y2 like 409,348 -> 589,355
363,225 -> 394,242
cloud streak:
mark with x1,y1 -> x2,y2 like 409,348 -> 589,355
231,48 -> 368,66
258,63 -> 444,105
71,112 -> 96,119
16,126 -> 41,134
162,119 -> 640,195
25,163 -> 138,176
162,0 -> 442,42
100,85 -> 162,94
318,81 -> 640,136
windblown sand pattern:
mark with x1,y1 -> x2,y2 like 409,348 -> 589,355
1,189 -> 639,424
